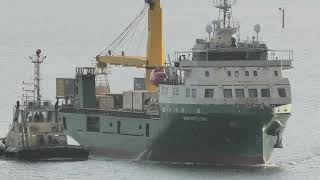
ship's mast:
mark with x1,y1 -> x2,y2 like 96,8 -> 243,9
213,0 -> 236,28
29,49 -> 46,104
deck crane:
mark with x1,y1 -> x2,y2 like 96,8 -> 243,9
96,0 -> 165,92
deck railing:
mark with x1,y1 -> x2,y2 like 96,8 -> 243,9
175,49 -> 294,62
59,107 -> 160,120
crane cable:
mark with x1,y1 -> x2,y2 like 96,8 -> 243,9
98,4 -> 149,57
113,9 -> 147,55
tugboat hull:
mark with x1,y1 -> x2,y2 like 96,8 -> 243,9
4,145 -> 89,161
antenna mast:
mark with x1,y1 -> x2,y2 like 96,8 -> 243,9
29,49 -> 46,104
213,0 -> 236,28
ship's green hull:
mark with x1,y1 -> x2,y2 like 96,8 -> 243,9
61,104 -> 290,165
147,104 -> 289,165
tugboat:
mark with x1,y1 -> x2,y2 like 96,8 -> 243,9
2,50 -> 89,161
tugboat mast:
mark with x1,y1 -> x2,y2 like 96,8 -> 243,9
29,49 -> 46,104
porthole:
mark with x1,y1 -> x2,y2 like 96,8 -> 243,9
235,71 -> 239,77
227,71 -> 232,77
205,71 -> 210,77
138,125 -> 142,130
109,123 -> 113,127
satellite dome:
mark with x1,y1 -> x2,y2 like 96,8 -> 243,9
254,24 -> 261,34
206,24 -> 213,33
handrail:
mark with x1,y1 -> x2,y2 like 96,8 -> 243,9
59,107 -> 160,119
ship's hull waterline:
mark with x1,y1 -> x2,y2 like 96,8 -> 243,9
61,104 -> 291,165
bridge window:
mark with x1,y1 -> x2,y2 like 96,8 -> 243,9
224,89 -> 233,98
249,89 -> 258,98
278,88 -> 287,97
235,89 -> 245,98
204,89 -> 214,98
274,71 -> 279,76
253,71 -> 258,76
261,89 -> 271,97
86,116 -> 100,132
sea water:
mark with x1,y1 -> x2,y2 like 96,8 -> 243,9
0,0 -> 319,179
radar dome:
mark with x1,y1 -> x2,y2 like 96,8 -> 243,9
206,24 -> 213,34
254,24 -> 261,34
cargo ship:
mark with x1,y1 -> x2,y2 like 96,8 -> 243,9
56,0 -> 293,165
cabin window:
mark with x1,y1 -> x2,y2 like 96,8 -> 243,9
274,71 -> 279,77
185,71 -> 191,77
62,117 -> 67,130
205,71 -> 210,77
204,89 -> 214,98
208,52 -> 247,61
278,88 -> 287,97
172,88 -> 179,96
223,89 -> 233,98
227,71 -> 232,77
235,71 -> 239,77
161,87 -> 164,95
193,52 -> 206,61
253,71 -> 258,76
165,87 -> 168,94
86,116 -> 100,132
47,111 -> 52,122
249,89 -> 258,98
245,71 -> 250,76
261,89 -> 271,97
75,86 -> 79,95
235,89 -> 245,98
146,123 -> 150,137
175,88 -> 179,96
192,89 -> 197,98
186,88 -> 190,97
117,121 -> 121,134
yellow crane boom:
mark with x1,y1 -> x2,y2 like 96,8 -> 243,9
96,0 -> 165,92
96,56 -> 146,68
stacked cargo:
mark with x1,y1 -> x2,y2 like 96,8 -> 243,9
96,94 -> 123,110
123,91 -> 157,111
97,95 -> 114,110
